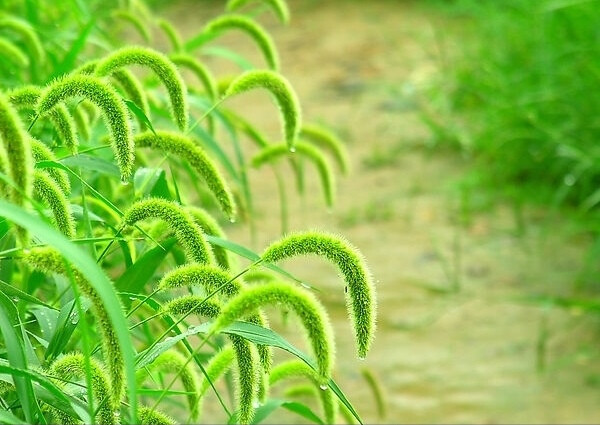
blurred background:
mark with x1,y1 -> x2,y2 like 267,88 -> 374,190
153,0 -> 600,422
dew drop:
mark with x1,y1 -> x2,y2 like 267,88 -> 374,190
252,400 -> 261,409
319,384 -> 328,391
289,147 -> 296,153
300,281 -> 311,289
358,356 -> 366,361
120,176 -> 130,186
70,316 -> 78,325
563,174 -> 576,186
229,217 -> 236,224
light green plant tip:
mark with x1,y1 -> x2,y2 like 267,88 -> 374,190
137,351 -> 200,421
251,141 -> 336,207
112,9 -> 152,43
122,197 -> 215,265
224,69 -> 301,150
0,93 -> 32,210
0,37 -> 29,68
226,0 -> 290,24
269,360 -> 337,424
158,18 -> 183,52
49,353 -> 115,425
10,85 -> 79,153
261,231 -> 376,359
301,123 -> 350,175
187,206 -> 231,269
0,16 -> 45,63
23,247 -> 126,408
137,406 -> 176,425
30,138 -> 71,194
210,281 -> 334,385
94,46 -> 189,131
134,131 -> 236,221
169,53 -> 218,100
36,74 -> 134,182
33,170 -> 75,239
204,14 -> 280,71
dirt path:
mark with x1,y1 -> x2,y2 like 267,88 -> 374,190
166,1 -> 600,423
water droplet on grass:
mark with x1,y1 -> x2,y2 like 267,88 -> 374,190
289,147 -> 296,153
120,176 -> 130,186
319,384 -> 328,391
358,356 -> 366,361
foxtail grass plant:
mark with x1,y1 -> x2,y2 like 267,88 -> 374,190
0,1 -> 378,423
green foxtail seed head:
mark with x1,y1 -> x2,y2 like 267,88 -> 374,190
251,141 -> 336,207
23,247 -> 125,407
0,37 -> 29,68
157,18 -> 183,52
72,105 -> 91,141
33,170 -> 75,239
0,93 -> 32,209
0,16 -> 45,64
203,14 -> 279,71
94,46 -> 189,131
226,0 -> 290,25
137,406 -> 176,425
301,123 -> 350,175
9,85 -> 79,153
136,351 -> 200,421
210,281 -> 334,385
224,70 -> 301,150
122,198 -> 215,265
261,231 -> 376,359
0,147 -> 7,197
30,138 -> 71,194
112,9 -> 152,43
187,206 -> 231,269
360,368 -> 386,420
111,68 -> 150,130
36,75 -> 134,182
49,353 -> 115,425
159,263 -> 273,374
134,131 -> 236,221
162,296 -> 259,424
169,54 -> 218,100
269,360 -> 337,424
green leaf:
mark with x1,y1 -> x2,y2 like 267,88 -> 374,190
44,298 -> 91,362
61,154 -> 120,178
249,399 -> 324,424
124,99 -> 157,135
0,292 -> 42,423
115,237 -> 178,295
0,201 -> 139,423
0,280 -> 57,310
133,167 -> 171,200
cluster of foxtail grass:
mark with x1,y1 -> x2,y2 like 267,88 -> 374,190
0,0 -> 378,424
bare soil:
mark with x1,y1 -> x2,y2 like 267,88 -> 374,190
165,1 -> 600,423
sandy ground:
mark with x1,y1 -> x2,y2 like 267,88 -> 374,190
162,1 -> 600,423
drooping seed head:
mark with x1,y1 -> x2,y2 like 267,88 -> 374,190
158,18 -> 183,52
94,46 -> 189,131
187,206 -> 231,269
226,0 -> 291,24
112,9 -> 152,43
210,281 -> 335,385
261,231 -> 376,359
136,350 -> 200,421
134,131 -> 236,221
49,353 -> 115,425
33,170 -> 75,239
169,53 -> 218,100
158,263 -> 239,297
0,16 -> 45,64
301,123 -> 350,175
30,138 -> 71,194
251,141 -> 336,207
269,360 -> 337,424
122,198 -> 215,265
23,247 -> 126,407
36,74 -> 134,182
224,70 -> 301,150
137,406 -> 176,425
0,93 -> 32,210
203,14 -> 280,71
0,37 -> 29,68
